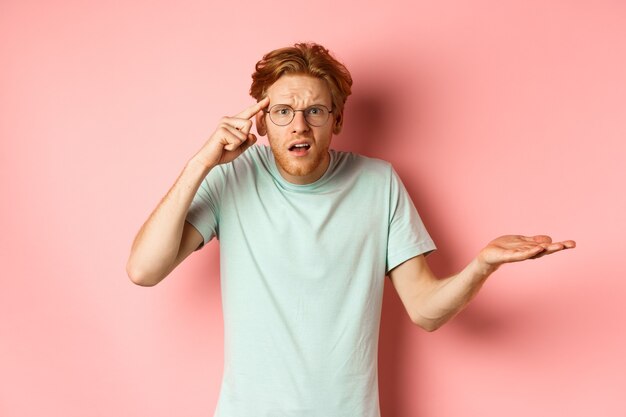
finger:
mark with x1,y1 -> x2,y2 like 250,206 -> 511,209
218,125 -> 248,151
224,140 -> 243,152
528,240 -> 577,259
538,239 -> 576,251
225,133 -> 257,155
235,96 -> 270,120
219,123 -> 247,143
544,243 -> 566,252
239,133 -> 258,152
561,240 -> 576,249
547,241 -> 577,252
220,117 -> 253,135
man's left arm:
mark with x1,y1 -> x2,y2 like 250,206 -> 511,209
388,235 -> 576,332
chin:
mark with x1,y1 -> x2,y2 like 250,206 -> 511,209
277,157 -> 317,177
273,148 -> 328,180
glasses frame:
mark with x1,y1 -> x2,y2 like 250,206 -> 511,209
264,104 -> 334,127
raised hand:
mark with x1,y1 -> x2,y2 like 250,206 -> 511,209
478,235 -> 576,268
192,97 -> 270,169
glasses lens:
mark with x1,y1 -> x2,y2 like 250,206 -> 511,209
304,106 -> 330,126
269,105 -> 294,126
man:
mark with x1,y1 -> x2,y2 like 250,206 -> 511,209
127,43 -> 575,417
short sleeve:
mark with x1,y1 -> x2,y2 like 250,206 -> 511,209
185,166 -> 227,248
386,168 -> 436,273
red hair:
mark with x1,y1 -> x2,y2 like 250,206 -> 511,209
250,43 -> 353,122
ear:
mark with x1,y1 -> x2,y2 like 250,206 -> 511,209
332,111 -> 343,134
255,111 -> 267,136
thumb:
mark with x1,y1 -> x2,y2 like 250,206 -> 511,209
238,133 -> 257,153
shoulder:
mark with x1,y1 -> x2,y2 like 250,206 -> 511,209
331,150 -> 394,181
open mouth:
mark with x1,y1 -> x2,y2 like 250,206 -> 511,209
289,143 -> 311,152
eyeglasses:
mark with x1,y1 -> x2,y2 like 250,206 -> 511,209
264,104 -> 333,127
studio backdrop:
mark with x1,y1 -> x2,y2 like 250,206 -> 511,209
1,1 -> 624,416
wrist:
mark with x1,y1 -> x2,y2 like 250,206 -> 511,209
187,155 -> 215,176
473,254 -> 500,277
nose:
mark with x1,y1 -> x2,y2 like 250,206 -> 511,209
291,110 -> 310,134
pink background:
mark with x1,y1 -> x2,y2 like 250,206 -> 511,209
2,1 -> 625,416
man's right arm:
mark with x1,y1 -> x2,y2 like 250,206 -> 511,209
126,98 -> 270,286
126,159 -> 209,287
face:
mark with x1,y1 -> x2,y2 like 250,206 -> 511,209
256,74 -> 340,185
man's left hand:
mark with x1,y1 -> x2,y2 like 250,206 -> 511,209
478,235 -> 576,268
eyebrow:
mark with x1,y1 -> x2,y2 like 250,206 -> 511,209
269,103 -> 332,108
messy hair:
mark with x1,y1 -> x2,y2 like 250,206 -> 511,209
250,43 -> 353,120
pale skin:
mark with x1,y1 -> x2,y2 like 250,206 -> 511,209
127,74 -> 576,331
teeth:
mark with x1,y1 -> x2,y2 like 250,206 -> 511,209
289,143 -> 310,151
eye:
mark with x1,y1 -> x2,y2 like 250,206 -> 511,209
271,105 -> 293,116
306,106 -> 326,116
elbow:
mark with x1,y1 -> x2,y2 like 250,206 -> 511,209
419,321 -> 443,332
409,312 -> 445,332
126,260 -> 160,287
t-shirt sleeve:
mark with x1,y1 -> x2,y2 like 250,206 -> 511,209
386,167 -> 436,273
185,166 -> 226,248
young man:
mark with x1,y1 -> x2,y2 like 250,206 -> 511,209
127,43 -> 575,417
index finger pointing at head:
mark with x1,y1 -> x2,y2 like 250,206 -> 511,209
235,96 -> 270,119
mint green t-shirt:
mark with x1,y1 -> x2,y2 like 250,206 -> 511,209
186,145 -> 435,417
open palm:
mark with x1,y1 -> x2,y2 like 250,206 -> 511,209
478,235 -> 576,267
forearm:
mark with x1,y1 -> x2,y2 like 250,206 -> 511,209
414,258 -> 499,331
126,98 -> 269,286
392,235 -> 575,332
126,158 -> 210,286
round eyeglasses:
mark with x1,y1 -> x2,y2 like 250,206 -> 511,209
264,104 -> 333,127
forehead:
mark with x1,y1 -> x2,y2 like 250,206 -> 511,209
266,74 -> 331,105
